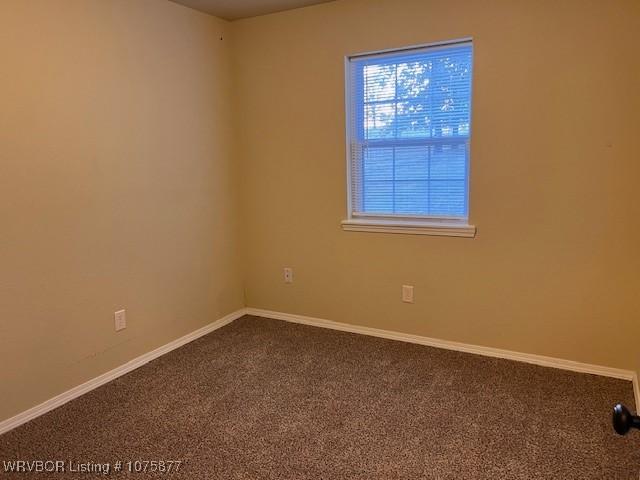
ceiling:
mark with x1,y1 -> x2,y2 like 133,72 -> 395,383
168,0 -> 336,20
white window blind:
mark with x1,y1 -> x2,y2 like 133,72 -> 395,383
346,40 -> 473,221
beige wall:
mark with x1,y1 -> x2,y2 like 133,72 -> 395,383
2,0 -> 639,425
0,0 -> 243,421
233,0 -> 640,371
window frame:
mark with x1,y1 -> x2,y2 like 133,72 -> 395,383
342,38 -> 476,238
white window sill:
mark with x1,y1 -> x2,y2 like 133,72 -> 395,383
341,218 -> 476,237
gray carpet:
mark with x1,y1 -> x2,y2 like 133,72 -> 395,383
1,315 -> 639,479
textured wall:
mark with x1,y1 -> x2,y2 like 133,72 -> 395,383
0,0 -> 244,421
233,0 -> 640,372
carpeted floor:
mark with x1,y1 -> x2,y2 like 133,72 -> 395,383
1,315 -> 639,479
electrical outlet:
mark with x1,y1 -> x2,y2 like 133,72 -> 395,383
402,285 -> 414,303
284,267 -> 293,284
114,309 -> 126,331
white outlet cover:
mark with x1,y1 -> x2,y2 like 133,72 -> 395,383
402,285 -> 414,303
284,267 -> 293,283
114,309 -> 126,331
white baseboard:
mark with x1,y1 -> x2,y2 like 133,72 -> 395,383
246,307 -> 639,407
3,306 -> 638,436
0,308 -> 248,436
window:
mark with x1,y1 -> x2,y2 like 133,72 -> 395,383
342,40 -> 476,237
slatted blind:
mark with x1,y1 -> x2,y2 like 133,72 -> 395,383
347,41 -> 473,219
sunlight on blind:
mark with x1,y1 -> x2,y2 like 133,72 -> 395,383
348,41 -> 473,219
